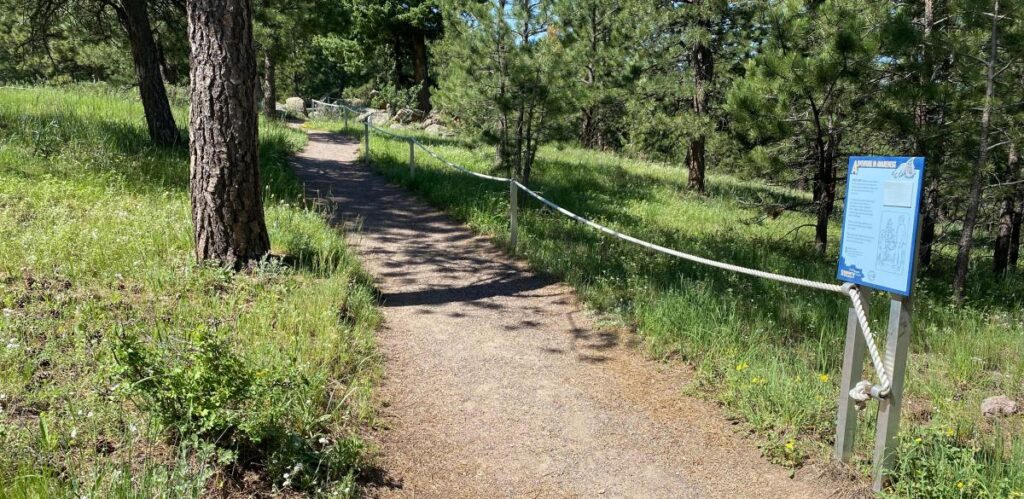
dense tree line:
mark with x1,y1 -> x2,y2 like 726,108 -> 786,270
3,0 -> 1022,300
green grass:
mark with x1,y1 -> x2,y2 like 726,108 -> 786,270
0,86 -> 380,497
309,116 -> 1024,496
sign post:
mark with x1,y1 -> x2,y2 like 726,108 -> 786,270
834,156 -> 925,491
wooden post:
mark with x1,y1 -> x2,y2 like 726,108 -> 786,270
835,286 -> 870,462
344,108 -> 349,130
364,121 -> 370,166
509,179 -> 518,250
409,139 -> 415,179
872,295 -> 913,491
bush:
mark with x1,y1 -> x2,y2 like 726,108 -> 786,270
114,325 -> 365,493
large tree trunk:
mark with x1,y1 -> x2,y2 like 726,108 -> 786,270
687,23 -> 713,194
116,0 -> 180,146
186,0 -> 269,268
262,50 -> 276,119
953,0 -> 999,304
411,30 -> 431,114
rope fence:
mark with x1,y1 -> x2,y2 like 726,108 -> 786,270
310,98 -> 893,400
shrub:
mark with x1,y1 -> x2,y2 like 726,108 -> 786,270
113,325 -> 365,493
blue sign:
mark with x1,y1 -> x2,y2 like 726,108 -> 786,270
837,156 -> 925,296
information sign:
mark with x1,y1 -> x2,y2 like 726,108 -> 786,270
837,156 -> 925,296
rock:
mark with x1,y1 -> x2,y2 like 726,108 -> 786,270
394,108 -> 425,124
981,395 -> 1018,417
424,123 -> 453,137
357,109 -> 391,126
285,97 -> 306,117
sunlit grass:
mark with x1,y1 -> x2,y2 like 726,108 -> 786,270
0,86 -> 379,496
308,116 -> 1024,495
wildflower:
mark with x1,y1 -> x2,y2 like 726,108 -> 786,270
956,481 -> 964,489
785,440 -> 795,452
318,436 -> 329,445
914,437 -> 922,444
818,374 -> 829,383
750,376 -> 767,385
735,362 -> 749,372
70,428 -> 77,439
945,427 -> 955,437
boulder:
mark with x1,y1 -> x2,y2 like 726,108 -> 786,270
981,395 -> 1018,417
394,108 -> 426,124
285,97 -> 306,117
358,109 -> 391,126
424,122 -> 453,137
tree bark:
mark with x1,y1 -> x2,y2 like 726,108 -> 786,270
994,144 -> 1018,275
411,30 -> 431,114
687,19 -> 713,194
1010,189 -> 1022,268
953,0 -> 999,304
916,0 -> 940,269
262,50 -> 276,119
187,0 -> 269,268
116,0 -> 180,146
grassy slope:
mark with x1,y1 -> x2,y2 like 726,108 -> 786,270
309,117 -> 1023,497
0,87 -> 380,497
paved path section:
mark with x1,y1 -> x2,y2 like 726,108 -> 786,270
290,129 -> 855,498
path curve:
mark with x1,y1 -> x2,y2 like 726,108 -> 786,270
290,129 -> 856,498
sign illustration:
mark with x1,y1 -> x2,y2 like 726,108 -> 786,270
837,156 -> 925,296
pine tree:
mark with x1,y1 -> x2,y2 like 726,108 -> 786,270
726,0 -> 881,253
434,0 -> 572,185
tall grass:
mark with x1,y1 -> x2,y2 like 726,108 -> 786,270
0,87 -> 380,497
309,117 -> 1024,496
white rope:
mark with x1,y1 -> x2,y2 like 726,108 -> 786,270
309,97 -> 893,399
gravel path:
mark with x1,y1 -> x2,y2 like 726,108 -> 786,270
290,129 -> 856,498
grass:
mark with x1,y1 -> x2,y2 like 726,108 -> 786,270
309,115 -> 1024,497
0,85 -> 380,497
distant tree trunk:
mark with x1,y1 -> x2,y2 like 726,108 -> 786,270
116,0 -> 180,146
810,101 -> 837,254
411,30 -> 431,114
186,0 -> 269,268
994,144 -> 1018,275
916,0 -> 940,269
262,50 -> 276,119
953,0 -> 999,304
1010,191 -> 1022,268
579,5 -> 599,149
687,19 -> 713,194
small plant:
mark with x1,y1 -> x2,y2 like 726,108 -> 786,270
113,325 -> 366,492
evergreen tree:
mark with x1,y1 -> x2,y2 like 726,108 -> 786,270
434,0 -> 572,185
727,0 -> 881,253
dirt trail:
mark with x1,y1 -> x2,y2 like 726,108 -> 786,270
290,129 -> 857,498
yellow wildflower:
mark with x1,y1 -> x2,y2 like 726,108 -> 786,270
946,427 -> 955,437
818,373 -> 829,383
785,440 -> 795,452
957,481 -> 964,489
735,362 -> 749,372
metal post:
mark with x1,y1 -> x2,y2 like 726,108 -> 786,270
364,122 -> 370,166
835,286 -> 869,462
872,295 -> 912,492
509,179 -> 519,250
409,139 -> 415,179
